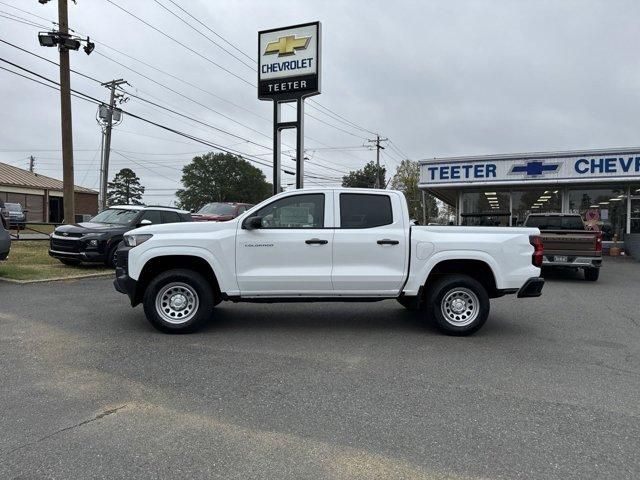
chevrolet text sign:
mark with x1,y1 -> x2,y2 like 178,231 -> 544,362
419,150 -> 640,187
258,22 -> 321,100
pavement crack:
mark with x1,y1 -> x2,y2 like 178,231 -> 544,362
1,404 -> 127,459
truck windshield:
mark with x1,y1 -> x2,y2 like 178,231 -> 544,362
91,208 -> 140,225
5,203 -> 22,212
526,216 -> 585,230
198,203 -> 236,215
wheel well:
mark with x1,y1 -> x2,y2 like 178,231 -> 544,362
135,255 -> 221,306
423,259 -> 499,298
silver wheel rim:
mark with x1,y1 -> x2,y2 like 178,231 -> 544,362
440,287 -> 479,327
155,282 -> 199,325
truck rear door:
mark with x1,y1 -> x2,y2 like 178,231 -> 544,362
331,192 -> 409,295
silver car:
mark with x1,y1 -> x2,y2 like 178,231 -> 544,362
0,215 -> 10,260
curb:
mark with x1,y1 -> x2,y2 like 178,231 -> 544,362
0,271 -> 114,284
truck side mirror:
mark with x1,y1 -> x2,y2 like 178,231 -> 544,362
242,216 -> 262,230
137,219 -> 152,228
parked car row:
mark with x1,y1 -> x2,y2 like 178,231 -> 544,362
49,205 -> 192,267
47,202 -> 249,268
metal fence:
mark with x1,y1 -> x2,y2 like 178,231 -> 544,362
9,222 -> 60,241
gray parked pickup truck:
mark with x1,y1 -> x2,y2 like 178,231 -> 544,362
524,213 -> 602,281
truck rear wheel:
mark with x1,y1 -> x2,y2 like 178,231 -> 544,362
426,275 -> 490,336
584,268 -> 600,281
143,269 -> 214,333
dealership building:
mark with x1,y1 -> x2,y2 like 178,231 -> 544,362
419,147 -> 640,258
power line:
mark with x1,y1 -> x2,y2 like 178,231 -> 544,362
0,57 -> 295,175
152,0 -> 255,71
104,0 -> 254,87
0,40 -> 351,178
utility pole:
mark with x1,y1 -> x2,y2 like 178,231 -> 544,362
29,155 -> 35,173
367,135 -> 388,189
98,79 -> 127,210
422,190 -> 427,225
58,0 -> 75,223
37,0 -> 95,222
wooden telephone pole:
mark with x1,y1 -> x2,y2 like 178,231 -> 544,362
58,0 -> 75,223
368,135 -> 388,189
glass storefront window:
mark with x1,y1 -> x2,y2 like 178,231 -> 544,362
631,185 -> 640,234
461,191 -> 510,226
511,189 -> 561,226
568,187 -> 627,241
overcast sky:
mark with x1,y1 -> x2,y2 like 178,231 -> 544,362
1,0 -> 639,205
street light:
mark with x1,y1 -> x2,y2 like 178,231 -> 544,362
38,31 -> 57,47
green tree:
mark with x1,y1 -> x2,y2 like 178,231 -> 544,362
341,161 -> 386,188
391,159 -> 438,223
107,168 -> 145,206
176,152 -> 271,210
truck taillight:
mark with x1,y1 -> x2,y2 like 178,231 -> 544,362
529,235 -> 543,268
595,232 -> 603,252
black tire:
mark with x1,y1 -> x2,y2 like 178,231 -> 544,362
59,258 -> 81,266
584,268 -> 600,282
106,245 -> 118,268
143,269 -> 214,334
426,275 -> 490,336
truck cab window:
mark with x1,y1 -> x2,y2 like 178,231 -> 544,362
340,193 -> 393,228
255,194 -> 325,228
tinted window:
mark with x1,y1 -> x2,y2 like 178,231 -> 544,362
525,216 -> 585,230
139,210 -> 163,225
255,194 -> 324,228
340,194 -> 393,228
162,211 -> 182,223
198,203 -> 236,215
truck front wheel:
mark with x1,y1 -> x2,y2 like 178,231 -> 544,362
143,269 -> 214,333
426,275 -> 490,336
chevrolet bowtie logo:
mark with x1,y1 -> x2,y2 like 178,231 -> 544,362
510,161 -> 560,176
264,35 -> 311,57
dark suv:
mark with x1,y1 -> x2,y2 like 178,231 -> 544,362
49,206 -> 191,267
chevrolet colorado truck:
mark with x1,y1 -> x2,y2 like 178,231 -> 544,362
114,189 -> 544,335
524,213 -> 602,281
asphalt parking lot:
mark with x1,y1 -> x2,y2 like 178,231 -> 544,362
1,258 -> 639,479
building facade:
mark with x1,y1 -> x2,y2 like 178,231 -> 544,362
419,148 -> 640,258
0,162 -> 98,223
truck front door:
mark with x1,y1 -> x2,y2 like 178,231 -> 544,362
235,192 -> 334,295
332,192 -> 409,295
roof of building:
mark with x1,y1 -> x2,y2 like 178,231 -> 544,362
0,161 -> 97,194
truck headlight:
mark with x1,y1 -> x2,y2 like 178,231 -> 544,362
88,239 -> 99,247
124,234 -> 153,247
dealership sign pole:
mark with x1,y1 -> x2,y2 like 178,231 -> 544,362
258,22 -> 321,194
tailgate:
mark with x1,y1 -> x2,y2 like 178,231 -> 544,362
540,230 -> 600,256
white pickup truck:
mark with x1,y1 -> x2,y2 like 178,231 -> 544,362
114,189 -> 544,335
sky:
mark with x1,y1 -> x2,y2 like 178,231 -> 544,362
1,0 -> 639,206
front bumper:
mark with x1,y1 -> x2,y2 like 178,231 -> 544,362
113,245 -> 138,305
517,277 -> 545,298
49,249 -> 105,262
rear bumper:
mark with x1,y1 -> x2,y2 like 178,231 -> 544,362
517,277 -> 545,298
543,255 -> 601,268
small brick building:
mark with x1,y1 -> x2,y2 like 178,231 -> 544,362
0,162 -> 98,223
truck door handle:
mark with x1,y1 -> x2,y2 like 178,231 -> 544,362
377,239 -> 399,245
305,238 -> 328,245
